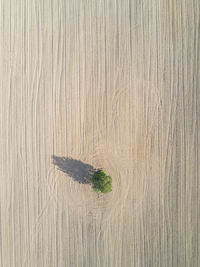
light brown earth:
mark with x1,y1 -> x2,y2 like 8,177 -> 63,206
0,0 -> 199,266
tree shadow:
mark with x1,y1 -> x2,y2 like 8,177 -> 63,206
52,155 -> 96,184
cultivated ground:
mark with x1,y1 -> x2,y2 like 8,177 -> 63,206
0,0 -> 199,266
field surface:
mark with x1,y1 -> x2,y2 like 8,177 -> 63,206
0,1 -> 199,266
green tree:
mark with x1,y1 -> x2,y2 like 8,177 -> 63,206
92,169 -> 112,193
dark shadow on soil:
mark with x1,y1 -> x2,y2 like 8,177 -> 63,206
52,155 -> 96,184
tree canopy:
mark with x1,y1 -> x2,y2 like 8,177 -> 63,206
92,169 -> 112,193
